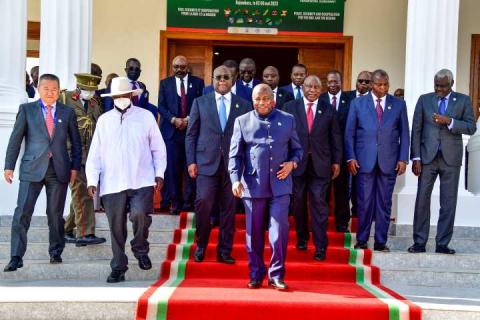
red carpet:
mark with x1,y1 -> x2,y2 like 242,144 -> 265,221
136,212 -> 422,320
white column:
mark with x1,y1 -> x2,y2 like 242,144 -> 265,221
39,0 -> 92,90
0,0 -> 28,215
395,0 -> 480,228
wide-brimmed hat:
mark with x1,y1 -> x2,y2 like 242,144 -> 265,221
74,73 -> 101,91
100,76 -> 143,97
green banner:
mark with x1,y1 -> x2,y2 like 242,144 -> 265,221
167,0 -> 344,35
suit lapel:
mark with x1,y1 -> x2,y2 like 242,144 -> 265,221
296,99 -> 309,133
381,95 -> 394,127
226,94 -> 240,130
52,104 -> 65,141
311,102 -> 325,133
431,94 -> 440,115
208,94 -> 223,132
445,92 -> 457,117
337,92 -> 348,116
367,93 -> 379,127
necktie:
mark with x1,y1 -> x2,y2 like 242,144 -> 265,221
295,86 -> 302,100
438,97 -> 447,115
131,81 -> 139,106
45,105 -> 54,138
219,96 -> 227,131
306,102 -> 314,133
180,79 -> 187,117
332,96 -> 337,110
376,98 -> 383,123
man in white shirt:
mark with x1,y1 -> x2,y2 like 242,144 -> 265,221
86,77 -> 167,283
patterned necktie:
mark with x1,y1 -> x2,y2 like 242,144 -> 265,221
332,95 -> 337,110
438,97 -> 447,115
131,81 -> 139,106
180,79 -> 187,117
219,96 -> 227,131
296,86 -> 302,100
306,102 -> 314,133
45,105 -> 54,138
376,98 -> 383,123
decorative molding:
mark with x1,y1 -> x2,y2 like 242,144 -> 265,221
27,21 -> 40,40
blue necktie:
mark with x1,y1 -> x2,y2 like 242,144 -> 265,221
219,96 -> 227,131
438,97 -> 447,115
295,86 -> 302,100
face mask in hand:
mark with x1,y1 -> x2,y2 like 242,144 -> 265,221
114,97 -> 131,110
80,90 -> 95,100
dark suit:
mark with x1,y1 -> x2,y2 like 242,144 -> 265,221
237,79 -> 261,90
102,80 -> 150,112
274,88 -> 294,110
229,109 -> 303,281
344,93 -> 409,245
186,92 -> 251,254
4,100 -> 81,259
411,92 -> 476,247
203,84 -> 252,103
283,99 -> 342,251
319,91 -> 352,230
158,75 -> 204,211
280,83 -> 303,100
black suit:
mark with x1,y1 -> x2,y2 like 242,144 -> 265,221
274,88 -> 294,110
283,99 -> 342,251
4,100 -> 81,259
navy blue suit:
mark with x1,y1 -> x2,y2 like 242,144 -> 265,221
319,91 -> 353,230
284,99 -> 342,251
274,88 -> 294,110
102,80 -> 150,112
158,75 -> 204,211
203,84 -> 252,103
280,83 -> 303,100
186,92 -> 251,254
237,78 -> 261,90
229,109 -> 303,281
344,93 -> 409,245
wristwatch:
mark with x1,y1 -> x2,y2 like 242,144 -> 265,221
291,161 -> 298,169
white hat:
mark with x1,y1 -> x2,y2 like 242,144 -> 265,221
100,76 -> 143,97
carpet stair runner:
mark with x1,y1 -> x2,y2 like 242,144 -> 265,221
136,213 -> 422,320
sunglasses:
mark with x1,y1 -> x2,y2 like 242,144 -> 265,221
214,74 -> 231,81
357,79 -> 371,84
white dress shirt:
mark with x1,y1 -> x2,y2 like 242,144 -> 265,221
292,83 -> 304,98
231,83 -> 237,95
303,97 -> 318,119
272,87 -> 278,102
328,91 -> 342,111
371,92 -> 386,111
215,91 -> 232,119
175,74 -> 189,96
243,80 -> 254,88
86,106 -> 167,196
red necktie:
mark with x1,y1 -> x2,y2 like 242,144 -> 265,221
180,79 -> 187,117
45,105 -> 54,138
131,81 -> 139,106
332,95 -> 337,110
306,102 -> 314,133
376,98 -> 383,123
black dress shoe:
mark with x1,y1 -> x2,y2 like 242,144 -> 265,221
296,240 -> 307,251
354,241 -> 368,249
314,250 -> 326,261
217,253 -> 235,264
407,244 -> 426,253
107,270 -> 126,283
64,233 -> 77,244
137,255 -> 152,270
50,255 -> 62,264
336,226 -> 350,233
373,244 -> 390,252
76,234 -> 107,247
268,278 -> 288,290
247,279 -> 262,289
4,257 -> 23,272
181,203 -> 194,212
435,245 -> 455,254
194,247 -> 205,262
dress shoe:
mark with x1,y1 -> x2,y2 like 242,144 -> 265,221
268,278 -> 288,290
247,279 -> 262,289
354,241 -> 368,249
407,244 -> 426,253
64,232 -> 77,244
181,202 -> 194,212
435,245 -> 456,254
107,270 -> 126,283
158,204 -> 170,213
137,255 -> 152,270
314,250 -> 326,261
50,255 -> 62,264
217,253 -> 235,264
336,226 -> 350,233
373,244 -> 390,252
170,208 -> 180,216
4,257 -> 23,272
296,240 -> 307,251
194,247 -> 205,262
76,234 -> 106,247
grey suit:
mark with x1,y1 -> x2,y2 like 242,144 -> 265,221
411,92 -> 476,247
4,100 -> 82,258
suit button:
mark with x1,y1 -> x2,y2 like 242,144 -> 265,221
269,146 -> 272,149
270,169 -> 273,172
268,136 -> 272,139
270,157 -> 273,160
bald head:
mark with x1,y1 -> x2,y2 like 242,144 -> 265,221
172,55 -> 189,78
252,84 -> 275,116
239,57 -> 256,83
303,75 -> 322,102
262,66 -> 280,90
213,65 -> 233,95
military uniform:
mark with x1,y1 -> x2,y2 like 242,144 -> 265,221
62,74 -> 104,243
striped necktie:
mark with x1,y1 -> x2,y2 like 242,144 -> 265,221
45,105 -> 54,138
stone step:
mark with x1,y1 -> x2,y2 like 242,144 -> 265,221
380,267 -> 480,288
377,235 -> 480,254
0,227 -> 174,244
393,223 -> 480,239
372,251 -> 480,270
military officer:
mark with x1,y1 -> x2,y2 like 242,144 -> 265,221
62,73 -> 106,246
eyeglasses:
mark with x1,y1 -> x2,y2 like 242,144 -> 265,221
214,75 -> 231,81
357,79 -> 371,84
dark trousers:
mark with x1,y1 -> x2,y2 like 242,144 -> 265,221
194,162 -> 235,255
413,152 -> 460,247
355,165 -> 397,244
11,160 -> 68,258
102,186 -> 153,272
243,194 -> 290,281
331,161 -> 351,229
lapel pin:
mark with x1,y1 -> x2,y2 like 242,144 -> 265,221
341,100 -> 345,104
235,104 -> 239,109
58,119 -> 62,123
318,110 -> 322,114
279,93 -> 283,97
453,97 -> 456,101
387,105 -> 392,110
278,122 -> 282,126
189,83 -> 192,88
